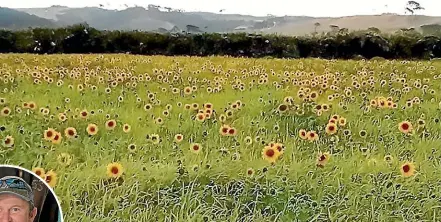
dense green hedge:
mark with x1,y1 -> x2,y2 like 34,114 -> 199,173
1,24 -> 441,59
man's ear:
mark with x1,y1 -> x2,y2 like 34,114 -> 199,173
29,207 -> 37,221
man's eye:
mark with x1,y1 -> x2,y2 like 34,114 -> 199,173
11,208 -> 21,212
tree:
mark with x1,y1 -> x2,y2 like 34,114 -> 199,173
405,1 -> 425,27
405,1 -> 425,15
314,22 -> 321,33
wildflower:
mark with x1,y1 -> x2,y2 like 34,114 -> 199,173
87,124 -> 98,136
80,109 -> 88,119
400,162 -> 415,177
244,136 -> 253,145
299,129 -> 308,140
317,152 -> 331,167
174,134 -> 184,143
44,170 -> 58,188
150,134 -> 160,144
227,127 -> 237,136
246,168 -> 255,177
127,144 -> 137,153
64,127 -> 77,139
398,121 -> 413,134
3,136 -> 14,148
219,125 -> 230,136
44,128 -> 56,141
32,167 -> 45,179
325,123 -> 338,135
0,107 -> 11,116
190,143 -> 202,154
122,124 -> 131,133
338,117 -> 347,127
51,132 -> 62,145
196,113 -> 205,122
57,153 -> 72,166
384,155 -> 393,163
105,119 -> 117,130
262,146 -> 280,163
307,131 -> 319,142
106,162 -> 124,179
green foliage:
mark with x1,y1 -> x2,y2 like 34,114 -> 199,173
1,25 -> 441,59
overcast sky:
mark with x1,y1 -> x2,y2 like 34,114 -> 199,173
2,0 -> 439,17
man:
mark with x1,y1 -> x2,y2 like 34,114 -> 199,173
0,176 -> 37,222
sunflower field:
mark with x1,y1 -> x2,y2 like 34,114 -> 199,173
1,54 -> 441,221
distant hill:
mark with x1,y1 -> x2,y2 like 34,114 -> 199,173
0,7 -> 57,29
265,14 -> 441,35
3,6 -> 441,35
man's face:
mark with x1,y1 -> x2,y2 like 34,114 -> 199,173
0,194 -> 37,222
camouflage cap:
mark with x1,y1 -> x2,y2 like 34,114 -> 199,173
0,176 -> 34,208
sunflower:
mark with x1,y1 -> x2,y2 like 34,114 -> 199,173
244,136 -> 253,145
150,134 -> 160,144
325,123 -> 338,135
400,162 -> 415,177
105,119 -> 117,130
32,167 -> 46,179
203,103 -> 213,110
58,113 -> 67,122
155,117 -> 163,125
398,121 -> 413,134
196,113 -> 205,122
28,101 -> 37,110
370,99 -> 378,107
107,162 -> 124,179
3,136 -> 14,148
317,152 -> 331,167
307,131 -> 319,142
57,153 -> 72,166
190,143 -> 202,154
262,146 -> 280,163
219,125 -> 230,136
44,170 -> 58,188
127,144 -> 137,153
299,129 -> 308,140
22,102 -> 29,109
0,107 -> 11,117
64,127 -> 77,139
219,114 -> 227,123
384,155 -> 393,163
44,128 -> 56,141
80,109 -> 88,119
227,127 -> 237,136
273,143 -> 284,155
338,117 -> 347,127
174,134 -> 184,143
86,124 -> 98,136
51,132 -> 62,145
246,168 -> 255,177
191,103 -> 199,110
184,86 -> 192,95
122,124 -> 131,133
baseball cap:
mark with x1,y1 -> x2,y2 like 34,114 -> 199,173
0,176 -> 34,208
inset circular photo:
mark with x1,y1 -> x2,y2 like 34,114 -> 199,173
0,165 -> 63,222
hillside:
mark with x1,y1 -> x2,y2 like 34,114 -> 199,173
265,14 -> 441,35
0,7 -> 57,29
4,6 -> 441,35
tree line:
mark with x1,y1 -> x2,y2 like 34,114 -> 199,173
1,24 -> 441,59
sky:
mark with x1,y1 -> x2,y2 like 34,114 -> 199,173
1,0 -> 439,17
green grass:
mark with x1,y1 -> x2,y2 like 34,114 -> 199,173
1,54 -> 441,221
